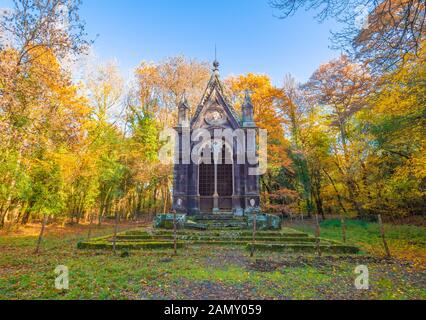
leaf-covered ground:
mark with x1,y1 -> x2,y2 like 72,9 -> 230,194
0,221 -> 425,300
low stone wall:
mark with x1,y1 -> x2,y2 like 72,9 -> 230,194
77,228 -> 360,254
153,213 -> 283,231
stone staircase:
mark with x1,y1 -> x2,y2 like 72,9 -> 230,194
190,213 -> 247,229
78,227 -> 360,254
78,212 -> 359,254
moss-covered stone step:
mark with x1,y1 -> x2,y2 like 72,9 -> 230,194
78,239 -> 335,250
115,235 -> 317,243
77,240 -> 186,250
189,220 -> 248,229
192,214 -> 241,220
114,239 -> 332,245
121,232 -> 310,239
247,243 -> 359,254
77,239 -> 357,254
184,222 -> 208,230
123,229 -> 307,238
77,227 -> 359,254
189,240 -> 334,246
204,222 -> 248,228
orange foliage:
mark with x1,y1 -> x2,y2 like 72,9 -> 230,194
227,73 -> 291,169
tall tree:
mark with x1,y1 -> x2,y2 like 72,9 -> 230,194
304,55 -> 371,217
0,47 -> 90,228
270,0 -> 426,72
355,45 -> 425,216
0,0 -> 89,67
136,56 -> 210,128
0,0 -> 90,230
280,75 -> 316,217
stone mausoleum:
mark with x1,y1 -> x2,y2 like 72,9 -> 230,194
172,61 -> 261,217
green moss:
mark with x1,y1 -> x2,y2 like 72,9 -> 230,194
130,230 -> 308,238
77,240 -> 185,250
78,227 -> 358,254
247,243 -> 359,254
117,234 -> 316,242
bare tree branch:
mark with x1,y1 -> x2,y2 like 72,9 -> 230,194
271,0 -> 426,73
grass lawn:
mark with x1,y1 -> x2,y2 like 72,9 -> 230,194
0,220 -> 425,300
293,219 -> 426,269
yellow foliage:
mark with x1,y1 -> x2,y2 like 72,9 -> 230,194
227,73 -> 291,169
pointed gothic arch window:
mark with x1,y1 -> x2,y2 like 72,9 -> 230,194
198,141 -> 234,197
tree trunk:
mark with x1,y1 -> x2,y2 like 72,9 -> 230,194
378,214 -> 391,258
0,211 -> 6,229
87,212 -> 94,240
333,151 -> 367,219
323,169 -> 349,242
15,202 -> 28,225
306,197 -> 313,218
250,211 -> 257,258
317,196 -> 326,221
98,187 -> 112,226
314,214 -> 321,257
163,184 -> 168,214
35,214 -> 48,254
98,202 -> 104,226
21,204 -> 32,225
136,189 -> 143,218
312,186 -> 326,221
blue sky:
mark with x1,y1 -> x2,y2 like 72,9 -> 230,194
1,0 -> 343,84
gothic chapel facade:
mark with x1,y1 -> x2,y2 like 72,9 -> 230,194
172,61 -> 260,216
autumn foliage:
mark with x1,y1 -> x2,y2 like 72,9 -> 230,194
0,0 -> 425,232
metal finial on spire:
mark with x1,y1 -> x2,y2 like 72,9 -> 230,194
213,60 -> 220,71
213,44 -> 219,72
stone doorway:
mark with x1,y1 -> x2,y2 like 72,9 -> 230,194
198,142 -> 233,213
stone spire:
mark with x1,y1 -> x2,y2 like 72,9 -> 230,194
213,45 -> 220,75
178,93 -> 190,127
191,57 -> 241,128
241,90 -> 256,128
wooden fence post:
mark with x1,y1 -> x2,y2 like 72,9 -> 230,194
378,214 -> 391,258
340,214 -> 347,243
314,214 -> 322,257
112,210 -> 119,253
173,211 -> 177,256
250,211 -> 257,258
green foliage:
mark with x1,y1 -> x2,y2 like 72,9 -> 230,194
77,240 -> 186,250
320,219 -> 369,229
130,113 -> 159,163
25,154 -> 66,218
